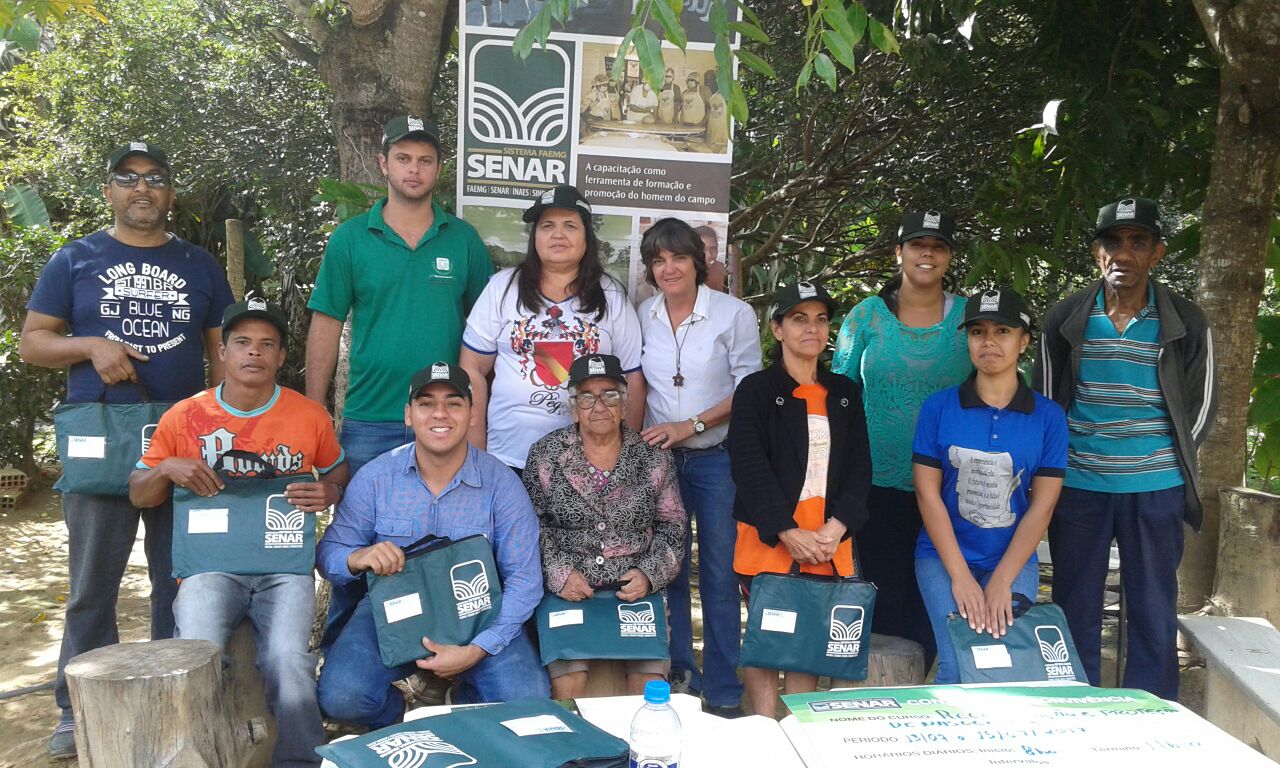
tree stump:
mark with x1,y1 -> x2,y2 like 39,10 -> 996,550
844,633 -> 927,687
225,622 -> 277,768
66,639 -> 265,768
1212,487 -> 1280,624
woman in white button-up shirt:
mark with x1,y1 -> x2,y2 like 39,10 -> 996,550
636,217 -> 762,716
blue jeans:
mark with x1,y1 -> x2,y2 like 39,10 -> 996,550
1048,485 -> 1185,699
916,554 -> 1040,685
668,443 -> 743,708
316,595 -> 550,728
54,493 -> 176,725
175,573 -> 322,768
322,419 -> 415,650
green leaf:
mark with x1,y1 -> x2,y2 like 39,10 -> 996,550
736,49 -> 776,79
868,18 -> 899,54
708,0 -> 728,35
823,6 -> 857,50
1250,423 -> 1280,483
3,184 -> 50,227
611,28 -> 638,82
242,228 -> 273,281
727,20 -> 770,45
635,28 -> 665,91
1,16 -> 41,54
797,59 -> 813,89
1258,315 -> 1280,347
649,0 -> 687,50
729,79 -> 748,124
813,52 -> 837,90
846,2 -> 868,44
821,29 -> 856,72
1251,377 -> 1280,426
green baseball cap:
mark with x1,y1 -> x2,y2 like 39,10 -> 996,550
383,115 -> 442,151
222,297 -> 289,344
106,142 -> 170,173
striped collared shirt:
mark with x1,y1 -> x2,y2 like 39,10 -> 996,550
1064,286 -> 1183,492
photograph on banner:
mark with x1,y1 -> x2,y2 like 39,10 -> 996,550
466,203 -> 633,288
460,34 -> 576,204
631,213 -> 729,305
578,42 -> 730,157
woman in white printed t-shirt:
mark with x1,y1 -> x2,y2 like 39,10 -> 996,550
459,184 -> 646,475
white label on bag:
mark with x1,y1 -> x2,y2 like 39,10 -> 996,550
187,508 -> 229,534
548,609 -> 584,628
67,435 -> 106,459
761,608 -> 797,634
383,593 -> 423,624
500,714 -> 572,737
972,643 -> 1013,669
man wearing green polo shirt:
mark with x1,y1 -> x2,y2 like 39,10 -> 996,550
306,115 -> 492,477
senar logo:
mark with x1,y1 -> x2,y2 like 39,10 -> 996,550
1035,625 -> 1077,680
826,604 -> 865,658
468,39 -> 569,147
365,729 -> 477,768
140,423 -> 158,454
450,560 -> 492,619
618,601 -> 658,638
263,493 -> 304,549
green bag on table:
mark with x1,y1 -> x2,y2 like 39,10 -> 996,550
534,589 -> 670,667
53,383 -> 175,496
172,469 -> 316,578
739,563 -> 878,680
947,593 -> 1087,684
315,698 -> 628,768
367,533 -> 503,668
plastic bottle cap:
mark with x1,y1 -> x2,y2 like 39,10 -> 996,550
643,680 -> 671,704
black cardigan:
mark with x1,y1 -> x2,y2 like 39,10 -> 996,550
727,363 -> 872,547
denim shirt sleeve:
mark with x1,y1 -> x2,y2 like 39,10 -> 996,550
316,465 -> 380,585
470,467 -> 544,656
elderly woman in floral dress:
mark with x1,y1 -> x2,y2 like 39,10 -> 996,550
524,353 -> 687,699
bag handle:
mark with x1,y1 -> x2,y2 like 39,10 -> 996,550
212,449 -> 280,479
1011,591 -> 1035,619
400,533 -> 454,558
97,377 -> 154,403
787,560 -> 842,578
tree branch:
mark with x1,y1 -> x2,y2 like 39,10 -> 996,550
283,0 -> 332,51
268,27 -> 319,67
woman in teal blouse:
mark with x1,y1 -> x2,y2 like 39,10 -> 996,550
831,210 -> 973,667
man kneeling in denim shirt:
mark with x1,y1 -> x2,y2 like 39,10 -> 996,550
316,362 -> 549,727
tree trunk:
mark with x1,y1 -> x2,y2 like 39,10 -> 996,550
65,639 -> 265,768
1181,0 -> 1280,613
1210,487 -> 1280,623
844,633 -> 926,687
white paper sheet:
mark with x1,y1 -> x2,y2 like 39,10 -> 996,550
187,508 -> 229,534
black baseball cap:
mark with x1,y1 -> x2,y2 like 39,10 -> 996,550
898,210 -> 956,248
522,184 -> 593,223
769,280 -> 839,321
222,297 -> 289,344
382,115 -> 442,151
959,287 -> 1036,332
1093,196 -> 1163,240
409,362 -> 472,401
106,142 -> 170,173
568,354 -> 626,388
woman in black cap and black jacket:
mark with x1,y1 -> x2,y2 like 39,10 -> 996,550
728,280 -> 872,718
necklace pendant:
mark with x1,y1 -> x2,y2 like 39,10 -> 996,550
672,373 -> 685,387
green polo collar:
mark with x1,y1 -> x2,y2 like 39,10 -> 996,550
365,198 -> 452,250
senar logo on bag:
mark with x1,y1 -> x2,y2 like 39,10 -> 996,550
450,560 -> 492,619
618,601 -> 657,638
826,604 -> 866,658
366,729 -> 477,768
263,493 -> 304,549
1035,625 -> 1076,680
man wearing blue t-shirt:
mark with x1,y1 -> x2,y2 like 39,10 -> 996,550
20,142 -> 234,759
1035,197 -> 1218,700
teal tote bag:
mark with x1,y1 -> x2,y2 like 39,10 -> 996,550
172,470 -> 317,578
315,698 -> 628,768
534,589 -> 669,667
739,564 -> 878,680
947,593 -> 1087,684
367,533 -> 503,668
54,385 -> 175,496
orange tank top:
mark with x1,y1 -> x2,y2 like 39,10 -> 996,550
734,383 -> 855,576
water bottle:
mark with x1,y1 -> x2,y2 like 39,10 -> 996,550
629,680 -> 682,768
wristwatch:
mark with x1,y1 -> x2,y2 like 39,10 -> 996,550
689,415 -> 706,434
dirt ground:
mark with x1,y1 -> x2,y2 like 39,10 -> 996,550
0,488 -> 154,768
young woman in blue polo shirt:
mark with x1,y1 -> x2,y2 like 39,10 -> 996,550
911,287 -> 1068,684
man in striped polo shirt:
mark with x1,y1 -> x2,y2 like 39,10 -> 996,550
1035,197 -> 1217,699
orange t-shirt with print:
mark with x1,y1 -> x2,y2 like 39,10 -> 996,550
139,385 -> 343,477
735,383 -> 855,576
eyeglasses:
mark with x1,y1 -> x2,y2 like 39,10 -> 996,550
570,390 -> 624,410
110,172 -> 171,189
